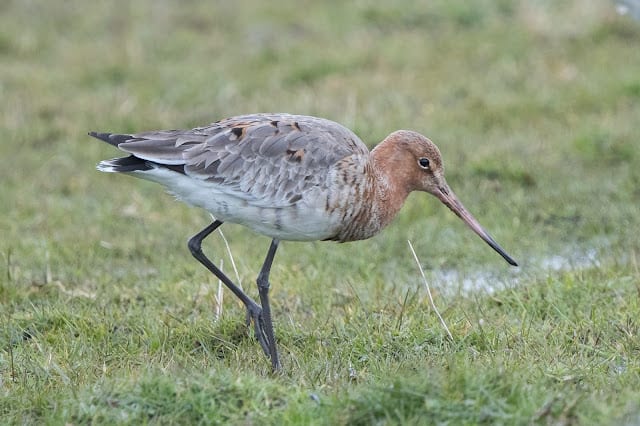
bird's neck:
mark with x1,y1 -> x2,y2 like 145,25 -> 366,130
334,144 -> 411,242
369,144 -> 412,230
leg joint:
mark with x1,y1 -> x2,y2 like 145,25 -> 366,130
187,235 -> 201,255
256,272 -> 270,291
188,220 -> 222,256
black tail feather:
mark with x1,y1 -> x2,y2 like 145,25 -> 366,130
88,131 -> 136,147
91,131 -> 186,174
98,155 -> 153,173
97,155 -> 186,174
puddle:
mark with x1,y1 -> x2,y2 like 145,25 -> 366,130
428,241 -> 609,295
617,0 -> 640,21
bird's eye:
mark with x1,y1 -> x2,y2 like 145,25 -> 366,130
418,158 -> 430,169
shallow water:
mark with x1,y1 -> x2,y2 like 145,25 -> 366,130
429,240 -> 608,295
617,0 -> 640,21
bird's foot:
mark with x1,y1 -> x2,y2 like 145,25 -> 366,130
245,304 -> 270,357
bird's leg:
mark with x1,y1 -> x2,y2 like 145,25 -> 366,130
256,239 -> 281,371
188,220 -> 270,357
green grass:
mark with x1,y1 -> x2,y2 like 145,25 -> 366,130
2,0 -> 640,424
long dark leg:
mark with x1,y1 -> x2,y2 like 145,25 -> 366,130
188,221 -> 270,357
256,239 -> 281,371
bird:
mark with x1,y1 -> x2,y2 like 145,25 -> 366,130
90,113 -> 517,371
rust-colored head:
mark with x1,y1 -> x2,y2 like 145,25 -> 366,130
380,130 -> 518,266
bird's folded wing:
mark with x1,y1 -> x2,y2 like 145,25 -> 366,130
115,114 -> 369,207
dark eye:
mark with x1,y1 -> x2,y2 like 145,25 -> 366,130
418,158 -> 430,168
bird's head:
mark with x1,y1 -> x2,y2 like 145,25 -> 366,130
381,130 -> 518,267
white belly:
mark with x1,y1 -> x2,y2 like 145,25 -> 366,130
130,167 -> 340,241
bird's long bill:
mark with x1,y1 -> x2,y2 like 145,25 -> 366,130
436,184 -> 518,266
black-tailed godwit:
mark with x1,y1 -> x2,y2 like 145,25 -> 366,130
90,113 -> 517,371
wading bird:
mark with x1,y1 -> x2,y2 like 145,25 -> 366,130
90,113 -> 517,371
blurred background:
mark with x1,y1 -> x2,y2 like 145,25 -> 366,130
1,0 -> 639,303
2,0 -> 640,422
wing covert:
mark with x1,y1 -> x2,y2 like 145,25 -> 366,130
113,114 -> 369,207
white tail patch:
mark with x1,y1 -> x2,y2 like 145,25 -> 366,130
97,160 -> 121,172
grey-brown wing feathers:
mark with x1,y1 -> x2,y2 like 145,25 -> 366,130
117,131 -> 207,165
91,114 -> 369,206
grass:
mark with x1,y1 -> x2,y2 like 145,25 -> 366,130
1,0 -> 640,424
